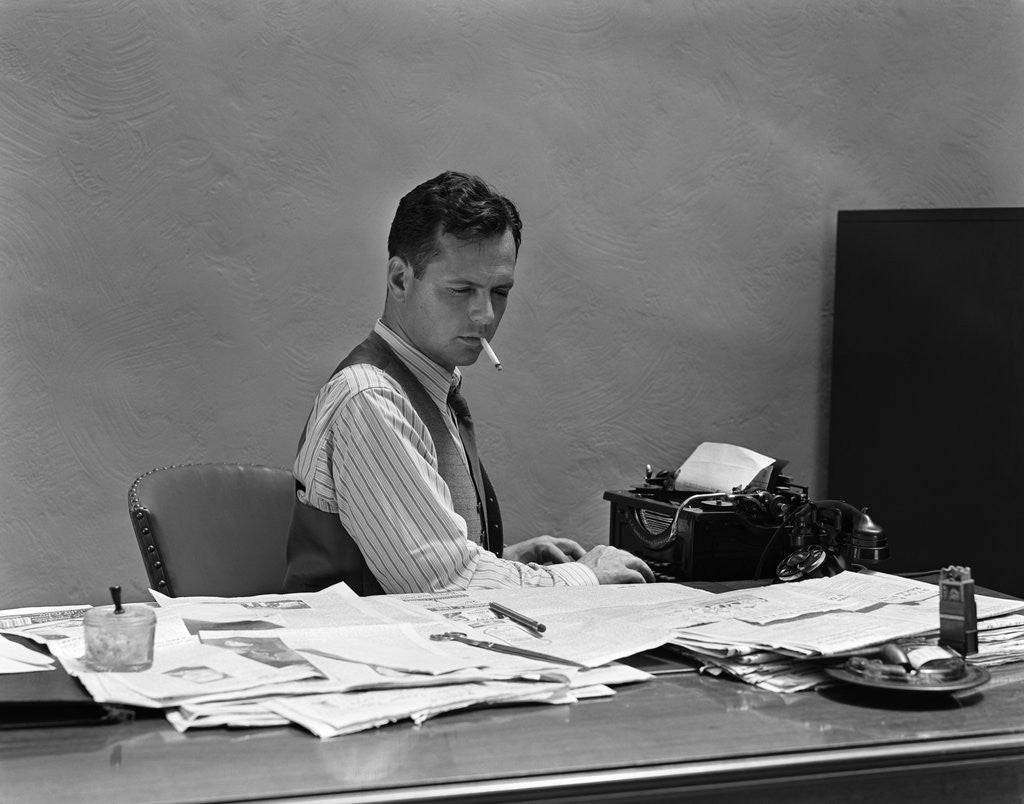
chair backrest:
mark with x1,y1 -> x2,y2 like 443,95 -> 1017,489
128,463 -> 295,598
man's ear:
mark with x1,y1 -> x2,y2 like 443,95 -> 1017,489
386,256 -> 414,300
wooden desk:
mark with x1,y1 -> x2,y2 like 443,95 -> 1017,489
5,658 -> 1024,803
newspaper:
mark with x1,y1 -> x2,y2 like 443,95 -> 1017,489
4,569 -> 1023,730
165,665 -> 644,734
0,605 -> 94,669
965,613 -> 1024,667
0,604 -> 92,633
167,699 -> 291,732
667,571 -> 1024,692
1,603 -> 192,675
395,583 -> 719,668
1,582 -> 655,736
262,679 -> 576,739
0,636 -> 56,673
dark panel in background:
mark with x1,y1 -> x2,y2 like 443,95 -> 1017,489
829,208 -> 1024,598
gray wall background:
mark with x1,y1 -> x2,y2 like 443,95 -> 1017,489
2,0 -> 1022,607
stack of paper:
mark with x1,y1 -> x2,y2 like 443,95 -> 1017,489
971,613 -> 1024,667
4,572 -> 1023,734
0,583 -> 666,738
666,571 -> 1024,692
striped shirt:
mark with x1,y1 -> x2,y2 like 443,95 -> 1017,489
294,320 -> 597,594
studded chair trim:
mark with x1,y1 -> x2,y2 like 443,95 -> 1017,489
128,465 -> 177,594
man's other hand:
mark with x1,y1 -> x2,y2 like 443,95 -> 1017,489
503,535 -> 586,565
578,545 -> 655,584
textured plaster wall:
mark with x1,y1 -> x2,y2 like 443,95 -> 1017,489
2,1 -> 1022,606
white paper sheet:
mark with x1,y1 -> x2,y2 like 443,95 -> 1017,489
673,442 -> 775,492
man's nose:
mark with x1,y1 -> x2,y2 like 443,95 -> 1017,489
468,291 -> 494,324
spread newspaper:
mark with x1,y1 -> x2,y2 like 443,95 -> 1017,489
2,571 -> 1022,737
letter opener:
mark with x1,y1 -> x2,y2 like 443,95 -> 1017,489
429,632 -> 588,668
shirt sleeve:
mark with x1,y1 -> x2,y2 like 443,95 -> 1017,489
300,373 -> 598,594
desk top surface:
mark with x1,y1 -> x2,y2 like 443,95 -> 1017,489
6,655 -> 1024,804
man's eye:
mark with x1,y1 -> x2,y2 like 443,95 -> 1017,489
494,288 -> 511,298
448,287 -> 471,295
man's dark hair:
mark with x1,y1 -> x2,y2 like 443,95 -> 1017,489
388,171 -> 522,277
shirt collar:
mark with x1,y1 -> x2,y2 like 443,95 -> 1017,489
374,319 -> 462,404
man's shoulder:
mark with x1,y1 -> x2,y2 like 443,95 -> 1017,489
316,361 -> 405,405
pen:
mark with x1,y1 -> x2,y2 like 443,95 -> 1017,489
489,602 -> 546,633
480,338 -> 502,371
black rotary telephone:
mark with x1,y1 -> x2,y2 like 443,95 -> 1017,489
770,499 -> 888,582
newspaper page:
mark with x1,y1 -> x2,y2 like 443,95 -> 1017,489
393,583 -> 719,668
149,581 -> 444,630
0,636 -> 56,673
263,680 -> 574,739
0,605 -> 94,647
50,637 -> 324,707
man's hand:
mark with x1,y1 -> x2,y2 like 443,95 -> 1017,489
578,545 -> 655,584
503,535 -> 587,565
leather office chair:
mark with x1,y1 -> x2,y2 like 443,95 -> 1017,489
128,462 -> 295,598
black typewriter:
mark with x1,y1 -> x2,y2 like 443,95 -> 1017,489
604,464 -> 888,583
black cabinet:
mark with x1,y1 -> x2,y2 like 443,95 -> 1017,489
829,208 -> 1024,597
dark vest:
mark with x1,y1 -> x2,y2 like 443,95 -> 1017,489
281,332 -> 503,595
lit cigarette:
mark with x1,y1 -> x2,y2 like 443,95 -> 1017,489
480,338 -> 502,371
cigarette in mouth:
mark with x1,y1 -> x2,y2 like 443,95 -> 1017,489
480,338 -> 502,371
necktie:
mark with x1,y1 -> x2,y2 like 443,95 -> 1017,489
447,383 -> 490,547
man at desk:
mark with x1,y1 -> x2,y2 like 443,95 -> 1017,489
283,171 -> 653,595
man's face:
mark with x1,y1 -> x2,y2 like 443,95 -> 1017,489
389,230 -> 516,372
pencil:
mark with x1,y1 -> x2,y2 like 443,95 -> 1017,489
480,338 -> 502,371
